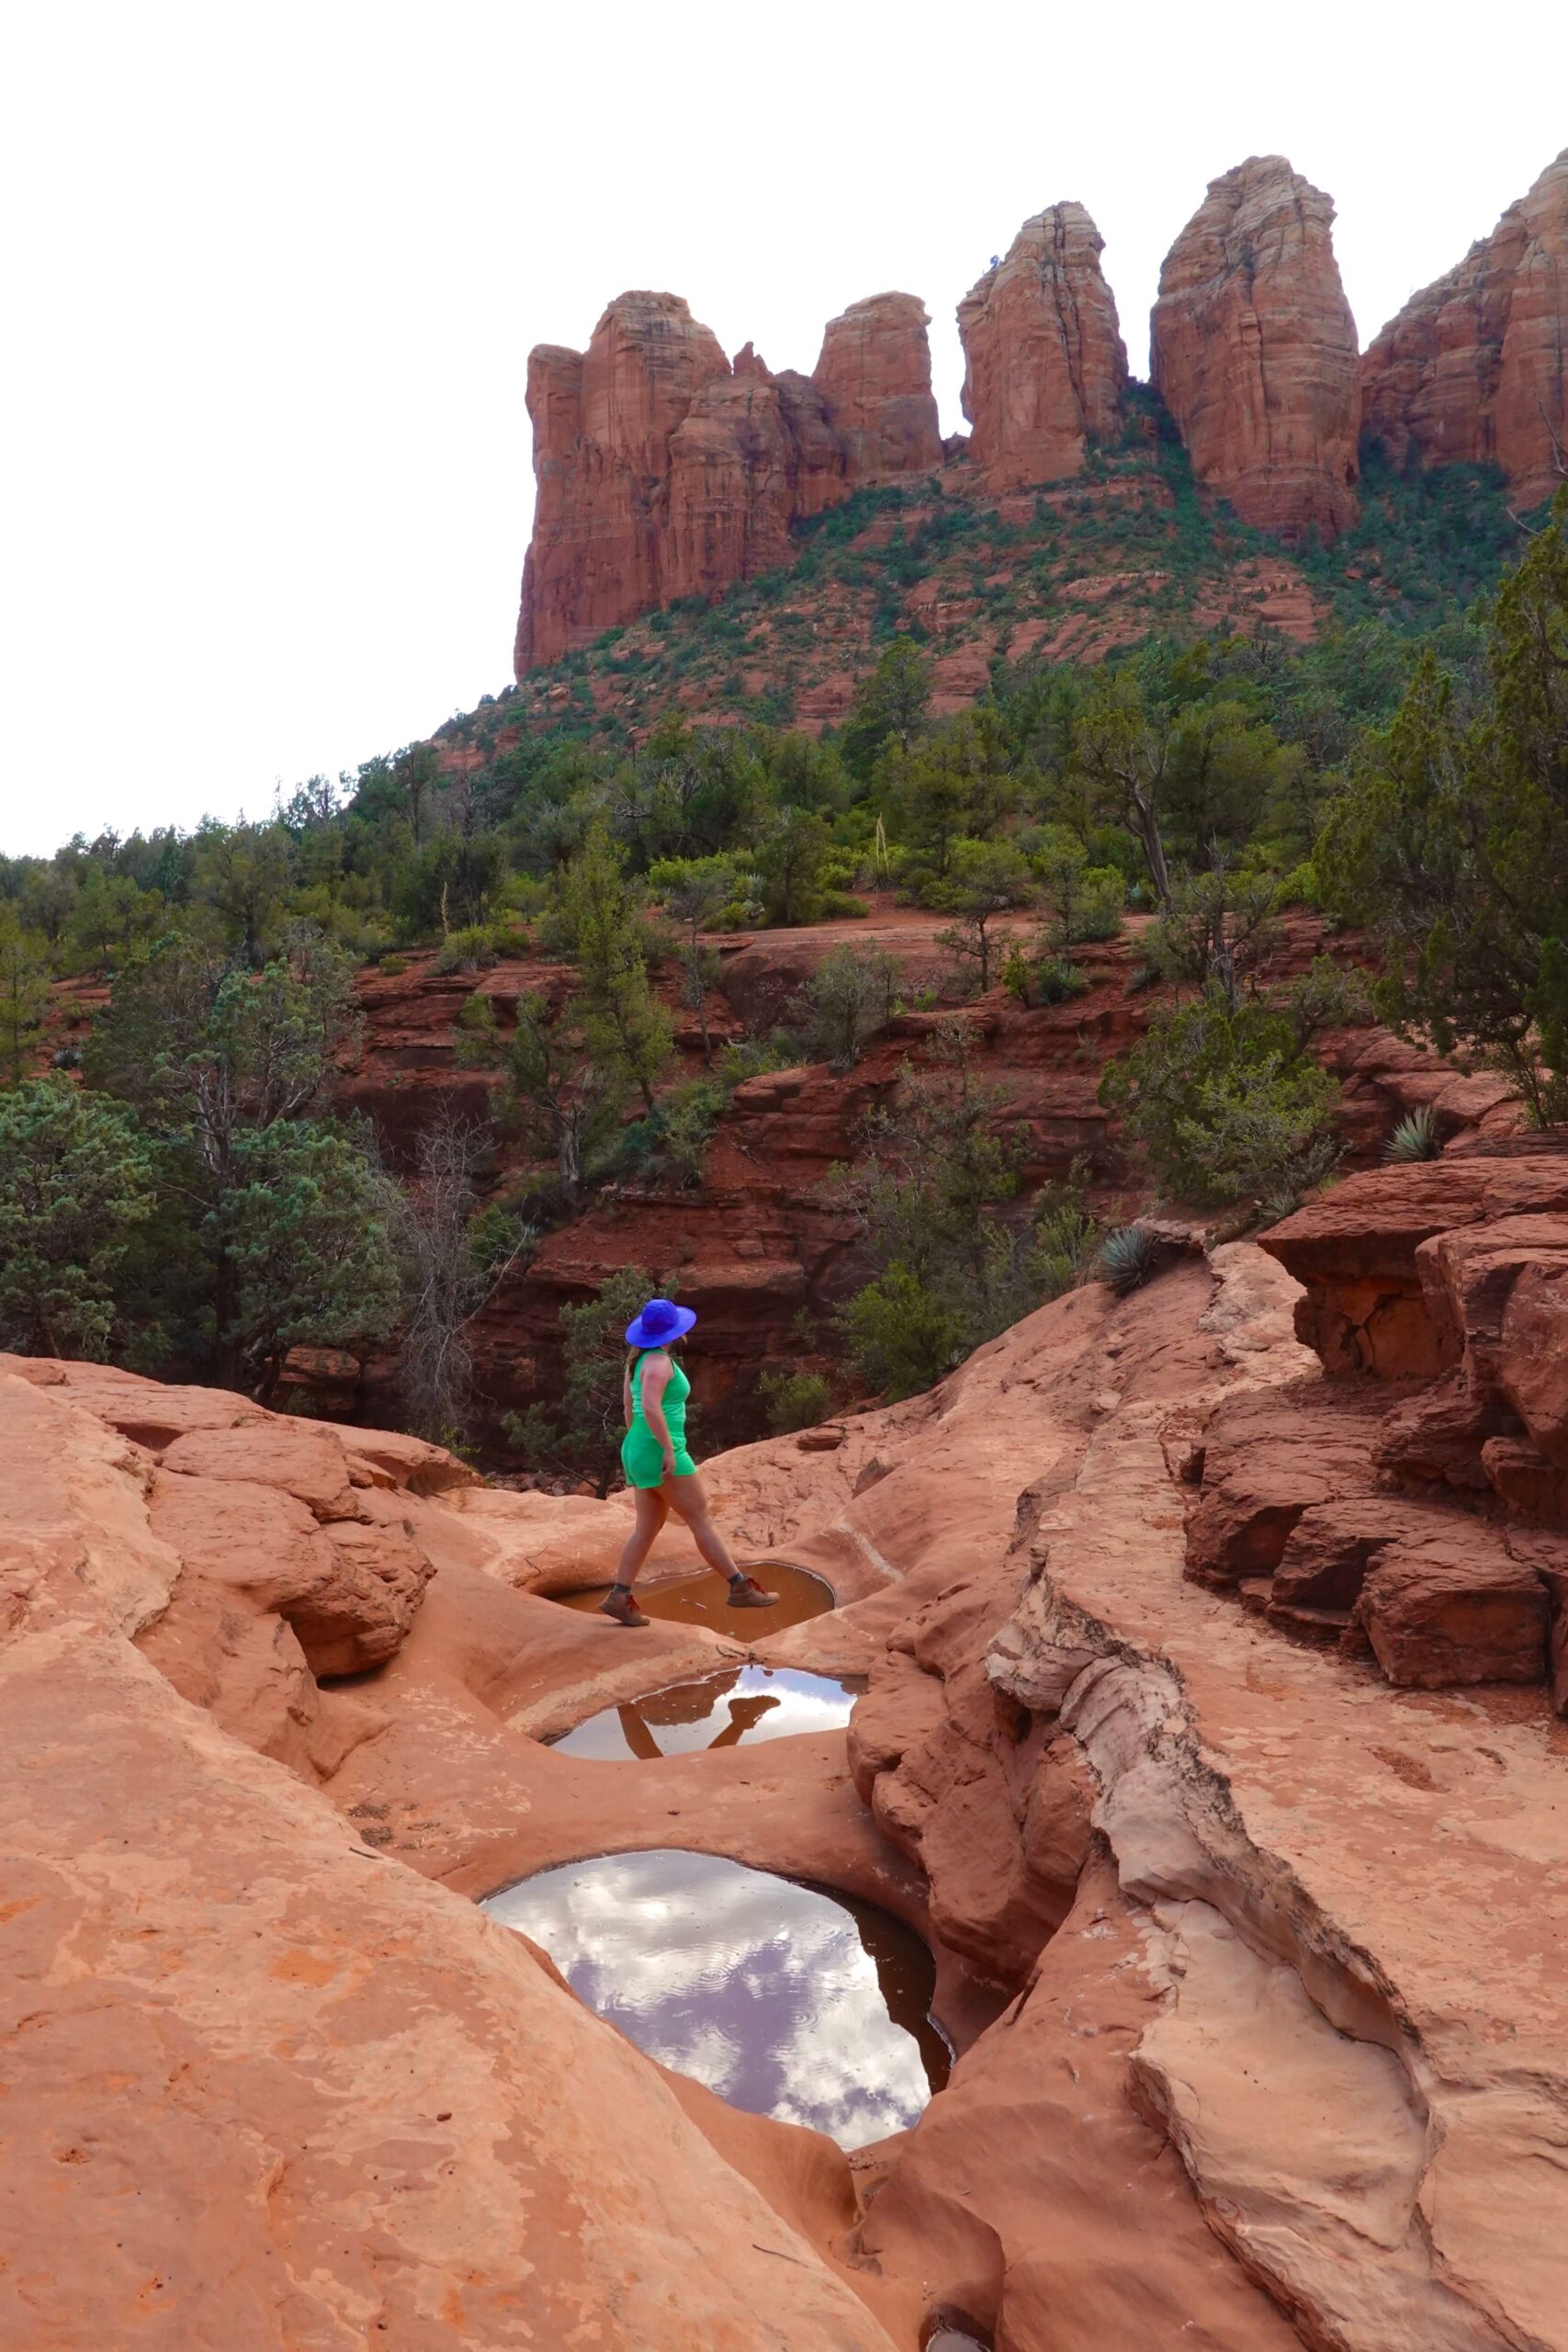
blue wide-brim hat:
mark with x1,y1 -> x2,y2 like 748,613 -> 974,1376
625,1297 -> 698,1349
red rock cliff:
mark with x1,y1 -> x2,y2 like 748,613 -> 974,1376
1361,149 -> 1568,506
1150,155 -> 1360,543
515,291 -> 941,672
958,203 -> 1128,490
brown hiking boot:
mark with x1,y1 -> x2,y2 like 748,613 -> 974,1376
600,1586 -> 649,1628
726,1573 -> 778,1610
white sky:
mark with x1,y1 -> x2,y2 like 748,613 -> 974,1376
2,1 -> 1563,860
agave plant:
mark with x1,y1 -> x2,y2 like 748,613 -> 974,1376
1096,1221 -> 1165,1297
1383,1106 -> 1441,1164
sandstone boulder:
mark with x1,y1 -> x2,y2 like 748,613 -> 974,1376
958,203 -> 1127,490
1183,1377 -> 1384,1586
1150,155 -> 1360,542
1349,1529 -> 1549,1688
1362,150 -> 1568,507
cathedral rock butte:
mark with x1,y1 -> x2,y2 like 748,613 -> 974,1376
513,148 -> 1568,669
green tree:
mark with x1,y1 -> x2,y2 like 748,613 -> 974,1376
192,821 -> 296,966
0,1080 -> 155,1356
1317,492 -> 1568,1121
554,825 -> 673,1113
211,1120 -> 403,1395
935,838 -> 1037,993
0,912 -> 51,1085
649,854 -> 743,1063
87,924 -> 369,1380
834,1019 -> 1032,1396
1100,986 -> 1338,1208
1068,670 -> 1176,908
793,944 -> 897,1072
461,988 -> 623,1204
66,867 -> 164,978
840,636 -> 933,779
880,709 -> 1020,888
755,808 -> 829,927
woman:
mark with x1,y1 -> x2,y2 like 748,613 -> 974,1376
601,1295 -> 777,1628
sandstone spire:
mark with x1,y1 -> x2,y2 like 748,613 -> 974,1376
810,292 -> 943,482
1150,156 -> 1360,542
513,290 -> 729,671
1361,149 -> 1568,506
957,202 -> 1128,490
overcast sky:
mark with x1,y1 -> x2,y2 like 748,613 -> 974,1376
2,1 -> 1563,860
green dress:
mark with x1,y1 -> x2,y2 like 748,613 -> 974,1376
620,1350 -> 695,1488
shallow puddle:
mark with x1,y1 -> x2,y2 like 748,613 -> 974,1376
554,1560 -> 833,1639
483,1848 -> 949,2148
550,1662 -> 865,1761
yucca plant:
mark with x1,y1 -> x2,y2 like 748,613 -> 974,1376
1382,1106 -> 1441,1164
1096,1221 -> 1165,1297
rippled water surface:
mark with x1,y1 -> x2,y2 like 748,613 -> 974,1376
550,1663 -> 864,1761
483,1848 -> 949,2148
555,1561 -> 833,1640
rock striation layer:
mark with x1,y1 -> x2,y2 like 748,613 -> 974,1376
515,290 -> 939,669
1150,154 -> 1360,541
1361,149 -> 1568,505
958,203 -> 1128,490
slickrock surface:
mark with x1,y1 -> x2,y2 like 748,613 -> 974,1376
9,1144 -> 1568,2346
1362,149 -> 1568,505
515,290 -> 940,668
958,203 -> 1128,490
1150,154 -> 1361,541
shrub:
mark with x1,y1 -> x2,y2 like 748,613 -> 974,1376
432,924 -> 499,975
758,1367 -> 834,1434
791,944 -> 898,1071
1096,1221 -> 1165,1296
1100,985 -> 1339,1207
835,1262 -> 969,1400
1033,955 -> 1090,1007
819,889 -> 871,920
1031,1161 -> 1100,1301
1384,1105 -> 1442,1163
378,955 -> 409,978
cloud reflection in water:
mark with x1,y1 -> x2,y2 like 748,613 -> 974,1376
483,1849 -> 947,2149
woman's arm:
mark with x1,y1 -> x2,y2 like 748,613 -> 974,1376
639,1353 -> 677,1473
623,1352 -> 634,1433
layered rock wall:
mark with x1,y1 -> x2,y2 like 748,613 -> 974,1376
958,203 -> 1128,490
1361,149 -> 1568,504
515,291 -> 939,669
1150,154 -> 1361,541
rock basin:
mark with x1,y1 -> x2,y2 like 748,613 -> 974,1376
549,1662 -> 866,1760
554,1558 -> 833,1639
483,1847 -> 950,2148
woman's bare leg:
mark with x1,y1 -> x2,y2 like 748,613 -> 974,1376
615,1487 -> 668,1586
663,1472 -> 742,1579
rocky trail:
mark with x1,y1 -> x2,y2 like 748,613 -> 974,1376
6,1130 -> 1568,2347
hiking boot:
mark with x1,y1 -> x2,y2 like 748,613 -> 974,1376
726,1573 -> 778,1610
600,1586 -> 649,1628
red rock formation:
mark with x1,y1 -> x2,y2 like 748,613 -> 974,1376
1361,149 -> 1568,505
957,203 -> 1128,490
1150,155 -> 1360,542
513,292 -> 728,669
810,291 -> 942,482
514,290 -> 942,672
